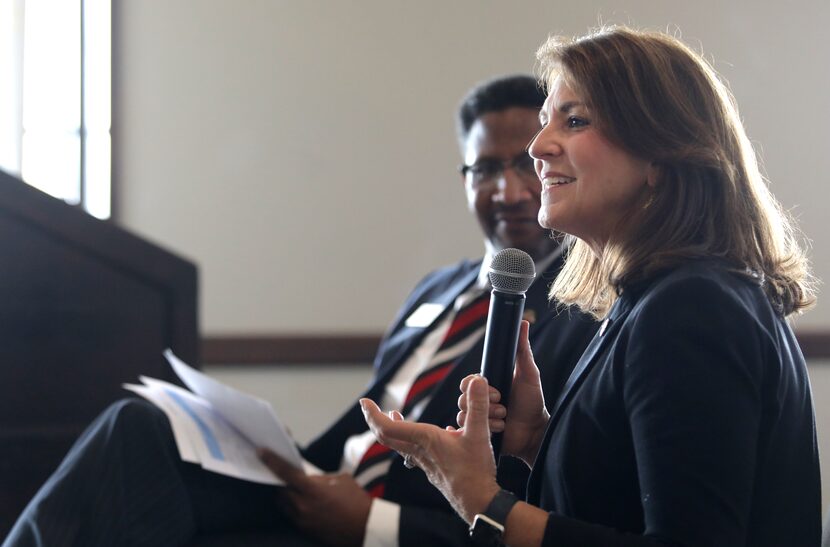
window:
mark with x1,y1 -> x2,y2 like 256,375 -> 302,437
1,0 -> 111,219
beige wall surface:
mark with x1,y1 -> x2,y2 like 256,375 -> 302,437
113,0 -> 830,336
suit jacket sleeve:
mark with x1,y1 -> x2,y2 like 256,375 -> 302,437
398,505 -> 472,547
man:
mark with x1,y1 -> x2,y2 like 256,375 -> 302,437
4,75 -> 596,547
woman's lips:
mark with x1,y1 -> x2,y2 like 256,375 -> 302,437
541,175 -> 575,188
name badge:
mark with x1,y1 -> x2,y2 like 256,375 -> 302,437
405,303 -> 445,328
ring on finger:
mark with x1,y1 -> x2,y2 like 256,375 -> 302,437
402,454 -> 415,469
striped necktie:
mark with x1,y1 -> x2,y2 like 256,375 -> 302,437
354,289 -> 491,498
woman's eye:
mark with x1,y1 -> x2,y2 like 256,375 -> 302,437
567,116 -> 589,128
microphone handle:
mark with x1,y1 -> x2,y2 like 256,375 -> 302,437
479,290 -> 526,460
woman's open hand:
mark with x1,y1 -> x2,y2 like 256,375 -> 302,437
360,376 -> 500,523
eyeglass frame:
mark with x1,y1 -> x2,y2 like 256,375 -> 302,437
458,152 -> 538,189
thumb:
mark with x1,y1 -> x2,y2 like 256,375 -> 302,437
514,320 -> 540,381
463,376 -> 491,439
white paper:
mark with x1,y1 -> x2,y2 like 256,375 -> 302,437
122,350 -> 316,485
163,350 -> 304,468
123,382 -> 200,464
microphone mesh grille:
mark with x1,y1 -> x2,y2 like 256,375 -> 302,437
488,248 -> 535,294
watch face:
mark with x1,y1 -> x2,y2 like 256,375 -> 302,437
470,514 -> 504,546
469,489 -> 518,546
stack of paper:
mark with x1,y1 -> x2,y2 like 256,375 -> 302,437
124,350 -> 319,484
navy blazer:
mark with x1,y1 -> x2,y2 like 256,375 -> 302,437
303,254 -> 598,546
527,260 -> 821,546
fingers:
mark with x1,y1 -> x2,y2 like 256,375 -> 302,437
460,375 -> 501,404
457,375 -> 506,430
457,405 -> 507,430
461,376 -> 491,439
457,394 -> 506,415
258,448 -> 310,492
457,388 -> 501,412
514,320 -> 541,381
459,374 -> 478,393
458,376 -> 501,421
515,320 -> 531,361
359,398 -> 421,455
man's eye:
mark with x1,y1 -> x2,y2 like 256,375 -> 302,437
471,162 -> 500,177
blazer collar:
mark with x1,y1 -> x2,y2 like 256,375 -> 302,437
548,294 -> 632,423
526,289 -> 639,503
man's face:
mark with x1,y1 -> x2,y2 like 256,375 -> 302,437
462,107 -> 556,260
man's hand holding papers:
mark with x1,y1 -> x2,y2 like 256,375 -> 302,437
124,350 -> 320,485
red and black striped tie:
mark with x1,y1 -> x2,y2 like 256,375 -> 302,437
354,290 -> 491,498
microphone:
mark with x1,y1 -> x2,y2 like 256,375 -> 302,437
480,248 -> 535,459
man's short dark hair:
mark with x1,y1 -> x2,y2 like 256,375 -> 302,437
456,74 -> 546,145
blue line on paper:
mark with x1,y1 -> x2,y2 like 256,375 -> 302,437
165,389 -> 225,460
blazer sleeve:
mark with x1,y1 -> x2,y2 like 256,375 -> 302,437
398,505 -> 472,547
542,276 -> 770,546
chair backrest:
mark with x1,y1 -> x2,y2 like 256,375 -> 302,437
0,170 -> 200,536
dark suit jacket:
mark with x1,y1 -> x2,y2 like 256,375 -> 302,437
527,260 -> 821,546
303,254 -> 598,546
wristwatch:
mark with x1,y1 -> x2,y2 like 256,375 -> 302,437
469,489 -> 520,546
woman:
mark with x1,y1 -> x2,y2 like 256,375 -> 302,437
361,27 -> 821,546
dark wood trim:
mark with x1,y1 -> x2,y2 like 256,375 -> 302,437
793,331 -> 830,361
202,335 -> 382,365
203,330 -> 830,365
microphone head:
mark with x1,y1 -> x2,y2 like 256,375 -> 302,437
488,248 -> 535,295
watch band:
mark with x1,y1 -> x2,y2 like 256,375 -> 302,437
469,489 -> 520,546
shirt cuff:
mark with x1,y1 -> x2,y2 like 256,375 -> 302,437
362,497 -> 401,547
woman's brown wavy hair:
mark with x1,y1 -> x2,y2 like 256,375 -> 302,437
537,26 -> 815,318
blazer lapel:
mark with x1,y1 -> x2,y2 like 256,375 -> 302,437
369,265 -> 481,392
547,316 -> 621,424
526,297 -> 634,503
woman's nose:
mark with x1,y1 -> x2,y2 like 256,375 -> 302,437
527,126 -> 562,160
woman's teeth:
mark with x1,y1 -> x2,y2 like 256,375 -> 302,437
543,176 -> 574,187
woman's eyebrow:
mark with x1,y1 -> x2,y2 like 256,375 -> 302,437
557,100 -> 584,113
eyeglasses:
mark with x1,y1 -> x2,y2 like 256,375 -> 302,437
459,153 -> 538,189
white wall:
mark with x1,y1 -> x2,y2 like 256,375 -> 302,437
114,0 -> 830,336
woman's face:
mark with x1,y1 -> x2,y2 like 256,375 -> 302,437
528,76 -> 652,254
